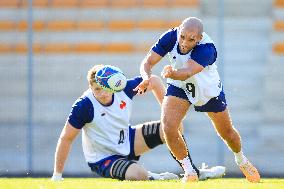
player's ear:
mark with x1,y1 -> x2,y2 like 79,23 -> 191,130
198,34 -> 203,43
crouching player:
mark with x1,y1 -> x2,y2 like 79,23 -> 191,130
51,65 -> 225,181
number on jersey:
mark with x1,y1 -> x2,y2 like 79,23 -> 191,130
118,130 -> 125,144
186,83 -> 195,98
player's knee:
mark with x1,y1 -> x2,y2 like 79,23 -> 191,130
162,119 -> 178,136
125,164 -> 148,181
130,170 -> 148,181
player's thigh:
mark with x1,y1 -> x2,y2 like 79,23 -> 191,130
124,162 -> 148,180
162,95 -> 190,127
133,120 -> 164,156
207,108 -> 234,136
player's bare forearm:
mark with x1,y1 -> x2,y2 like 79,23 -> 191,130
162,66 -> 194,81
53,123 -> 79,174
170,68 -> 193,81
140,51 -> 162,80
135,51 -> 163,94
162,60 -> 204,81
54,137 -> 72,174
140,60 -> 152,80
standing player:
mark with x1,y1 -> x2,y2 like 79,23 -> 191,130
51,64 -> 225,181
135,17 -> 260,182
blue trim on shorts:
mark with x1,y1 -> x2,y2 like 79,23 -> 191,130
194,90 -> 227,112
165,84 -> 227,112
88,155 -> 124,178
166,84 -> 188,100
128,125 -> 136,159
88,126 -> 140,178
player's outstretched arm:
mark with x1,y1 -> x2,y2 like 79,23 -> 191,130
134,51 -> 162,94
51,122 -> 80,181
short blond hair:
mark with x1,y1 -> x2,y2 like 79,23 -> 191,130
87,64 -> 104,86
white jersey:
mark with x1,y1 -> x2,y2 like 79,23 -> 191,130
167,30 -> 222,106
81,89 -> 133,163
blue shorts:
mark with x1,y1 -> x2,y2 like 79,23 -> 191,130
166,84 -> 227,112
88,126 -> 139,178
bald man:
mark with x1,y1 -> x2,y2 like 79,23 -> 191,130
134,17 -> 260,183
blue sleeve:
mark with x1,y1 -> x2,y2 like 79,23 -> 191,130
190,43 -> 217,67
67,96 -> 94,129
123,76 -> 143,99
151,28 -> 177,57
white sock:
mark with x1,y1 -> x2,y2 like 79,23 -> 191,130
178,156 -> 195,174
234,151 -> 247,165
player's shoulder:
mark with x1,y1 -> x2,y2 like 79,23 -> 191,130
191,43 -> 217,67
152,27 -> 178,56
194,33 -> 216,54
160,27 -> 178,41
72,90 -> 93,109
193,43 -> 216,53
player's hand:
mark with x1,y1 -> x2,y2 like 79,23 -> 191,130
133,79 -> 149,95
161,65 -> 176,79
51,173 -> 64,181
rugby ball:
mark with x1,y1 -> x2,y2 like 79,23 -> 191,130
95,65 -> 127,93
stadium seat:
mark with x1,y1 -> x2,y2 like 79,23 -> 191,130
0,21 -> 16,31
274,0 -> 284,7
273,43 -> 284,54
32,0 -> 49,7
137,20 -> 166,30
80,0 -> 108,7
21,0 -> 49,7
32,43 -> 42,53
274,20 -> 284,31
141,0 -> 168,7
0,20 -> 180,32
0,21 -> 45,31
0,0 -> 20,8
17,20 -> 28,31
108,20 -> 135,31
50,0 -> 78,8
43,43 -> 72,53
14,43 -> 27,53
33,21 -> 45,31
76,21 -> 104,31
74,43 -> 102,53
46,21 -> 75,31
166,20 -> 181,28
110,0 -> 137,8
135,43 -> 152,52
12,43 -> 41,53
171,0 -> 199,7
0,42 -> 148,54
104,43 -> 134,53
0,44 -> 12,53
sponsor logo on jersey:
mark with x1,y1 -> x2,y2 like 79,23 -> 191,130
120,100 -> 126,109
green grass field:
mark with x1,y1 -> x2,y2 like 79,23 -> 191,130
0,178 -> 284,189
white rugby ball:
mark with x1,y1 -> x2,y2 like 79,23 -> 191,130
95,65 -> 127,93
